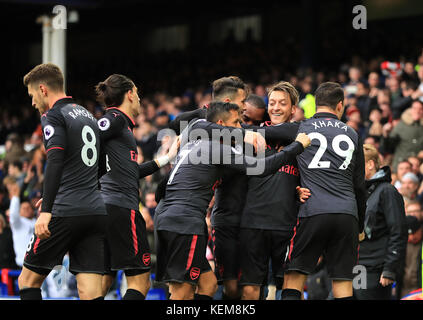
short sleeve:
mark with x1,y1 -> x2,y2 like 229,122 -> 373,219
97,111 -> 126,141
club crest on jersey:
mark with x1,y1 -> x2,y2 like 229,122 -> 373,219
98,118 -> 110,131
43,125 -> 55,140
142,253 -> 151,266
190,267 -> 200,280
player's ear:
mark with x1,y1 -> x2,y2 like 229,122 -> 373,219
127,89 -> 134,103
336,100 -> 344,117
39,84 -> 48,96
216,119 -> 224,126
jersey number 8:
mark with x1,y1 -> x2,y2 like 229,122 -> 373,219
307,132 -> 355,170
81,125 -> 97,167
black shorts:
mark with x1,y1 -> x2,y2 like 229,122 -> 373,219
211,226 -> 241,284
24,215 -> 106,275
238,228 -> 292,286
155,230 -> 211,285
285,213 -> 359,280
104,204 -> 151,276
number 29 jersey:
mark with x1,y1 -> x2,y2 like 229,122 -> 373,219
41,97 -> 106,217
296,112 -> 366,224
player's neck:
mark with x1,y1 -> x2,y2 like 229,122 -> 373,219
48,92 -> 68,109
118,103 -> 134,119
316,106 -> 340,119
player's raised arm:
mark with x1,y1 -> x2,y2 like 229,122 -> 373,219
219,132 -> 310,177
168,108 -> 207,134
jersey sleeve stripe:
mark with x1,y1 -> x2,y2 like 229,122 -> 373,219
46,146 -> 65,153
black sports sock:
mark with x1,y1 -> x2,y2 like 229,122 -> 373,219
19,287 -> 42,300
194,293 -> 213,300
92,296 -> 105,300
281,289 -> 301,300
123,289 -> 146,300
334,296 -> 354,300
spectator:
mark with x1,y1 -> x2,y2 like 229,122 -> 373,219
0,213 -> 18,269
354,144 -> 407,300
3,133 -> 28,172
3,176 -> 36,268
135,120 -> 159,161
393,160 -> 412,190
408,156 -> 423,182
7,160 -> 25,188
400,201 -> 423,298
399,172 -> 421,207
344,66 -> 362,95
144,191 -> 157,220
367,108 -> 383,138
356,81 -> 372,122
368,71 -> 381,99
391,80 -> 422,119
381,100 -> 423,171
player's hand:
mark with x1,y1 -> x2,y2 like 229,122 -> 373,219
35,198 -> 43,209
244,131 -> 266,154
35,212 -> 52,240
379,274 -> 394,287
167,135 -> 181,161
296,186 -> 311,203
359,231 -> 365,242
295,133 -> 311,148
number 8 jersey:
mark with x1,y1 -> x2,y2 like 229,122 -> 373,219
296,112 -> 366,231
40,97 -> 106,217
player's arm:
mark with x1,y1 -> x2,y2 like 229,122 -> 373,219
257,122 -> 299,145
190,120 -> 265,153
155,171 -> 170,203
353,138 -> 367,234
192,119 -> 299,150
220,133 -> 310,177
38,113 -> 67,239
168,108 -> 206,135
190,118 -> 246,140
380,187 -> 408,282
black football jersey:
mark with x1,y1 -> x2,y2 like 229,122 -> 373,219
154,120 -> 305,235
296,112 -> 366,226
241,121 -> 301,231
41,97 -> 106,217
98,108 -> 141,210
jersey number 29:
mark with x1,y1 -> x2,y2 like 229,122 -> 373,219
307,132 -> 355,170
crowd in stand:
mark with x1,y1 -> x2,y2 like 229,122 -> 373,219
1,43 -> 423,298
